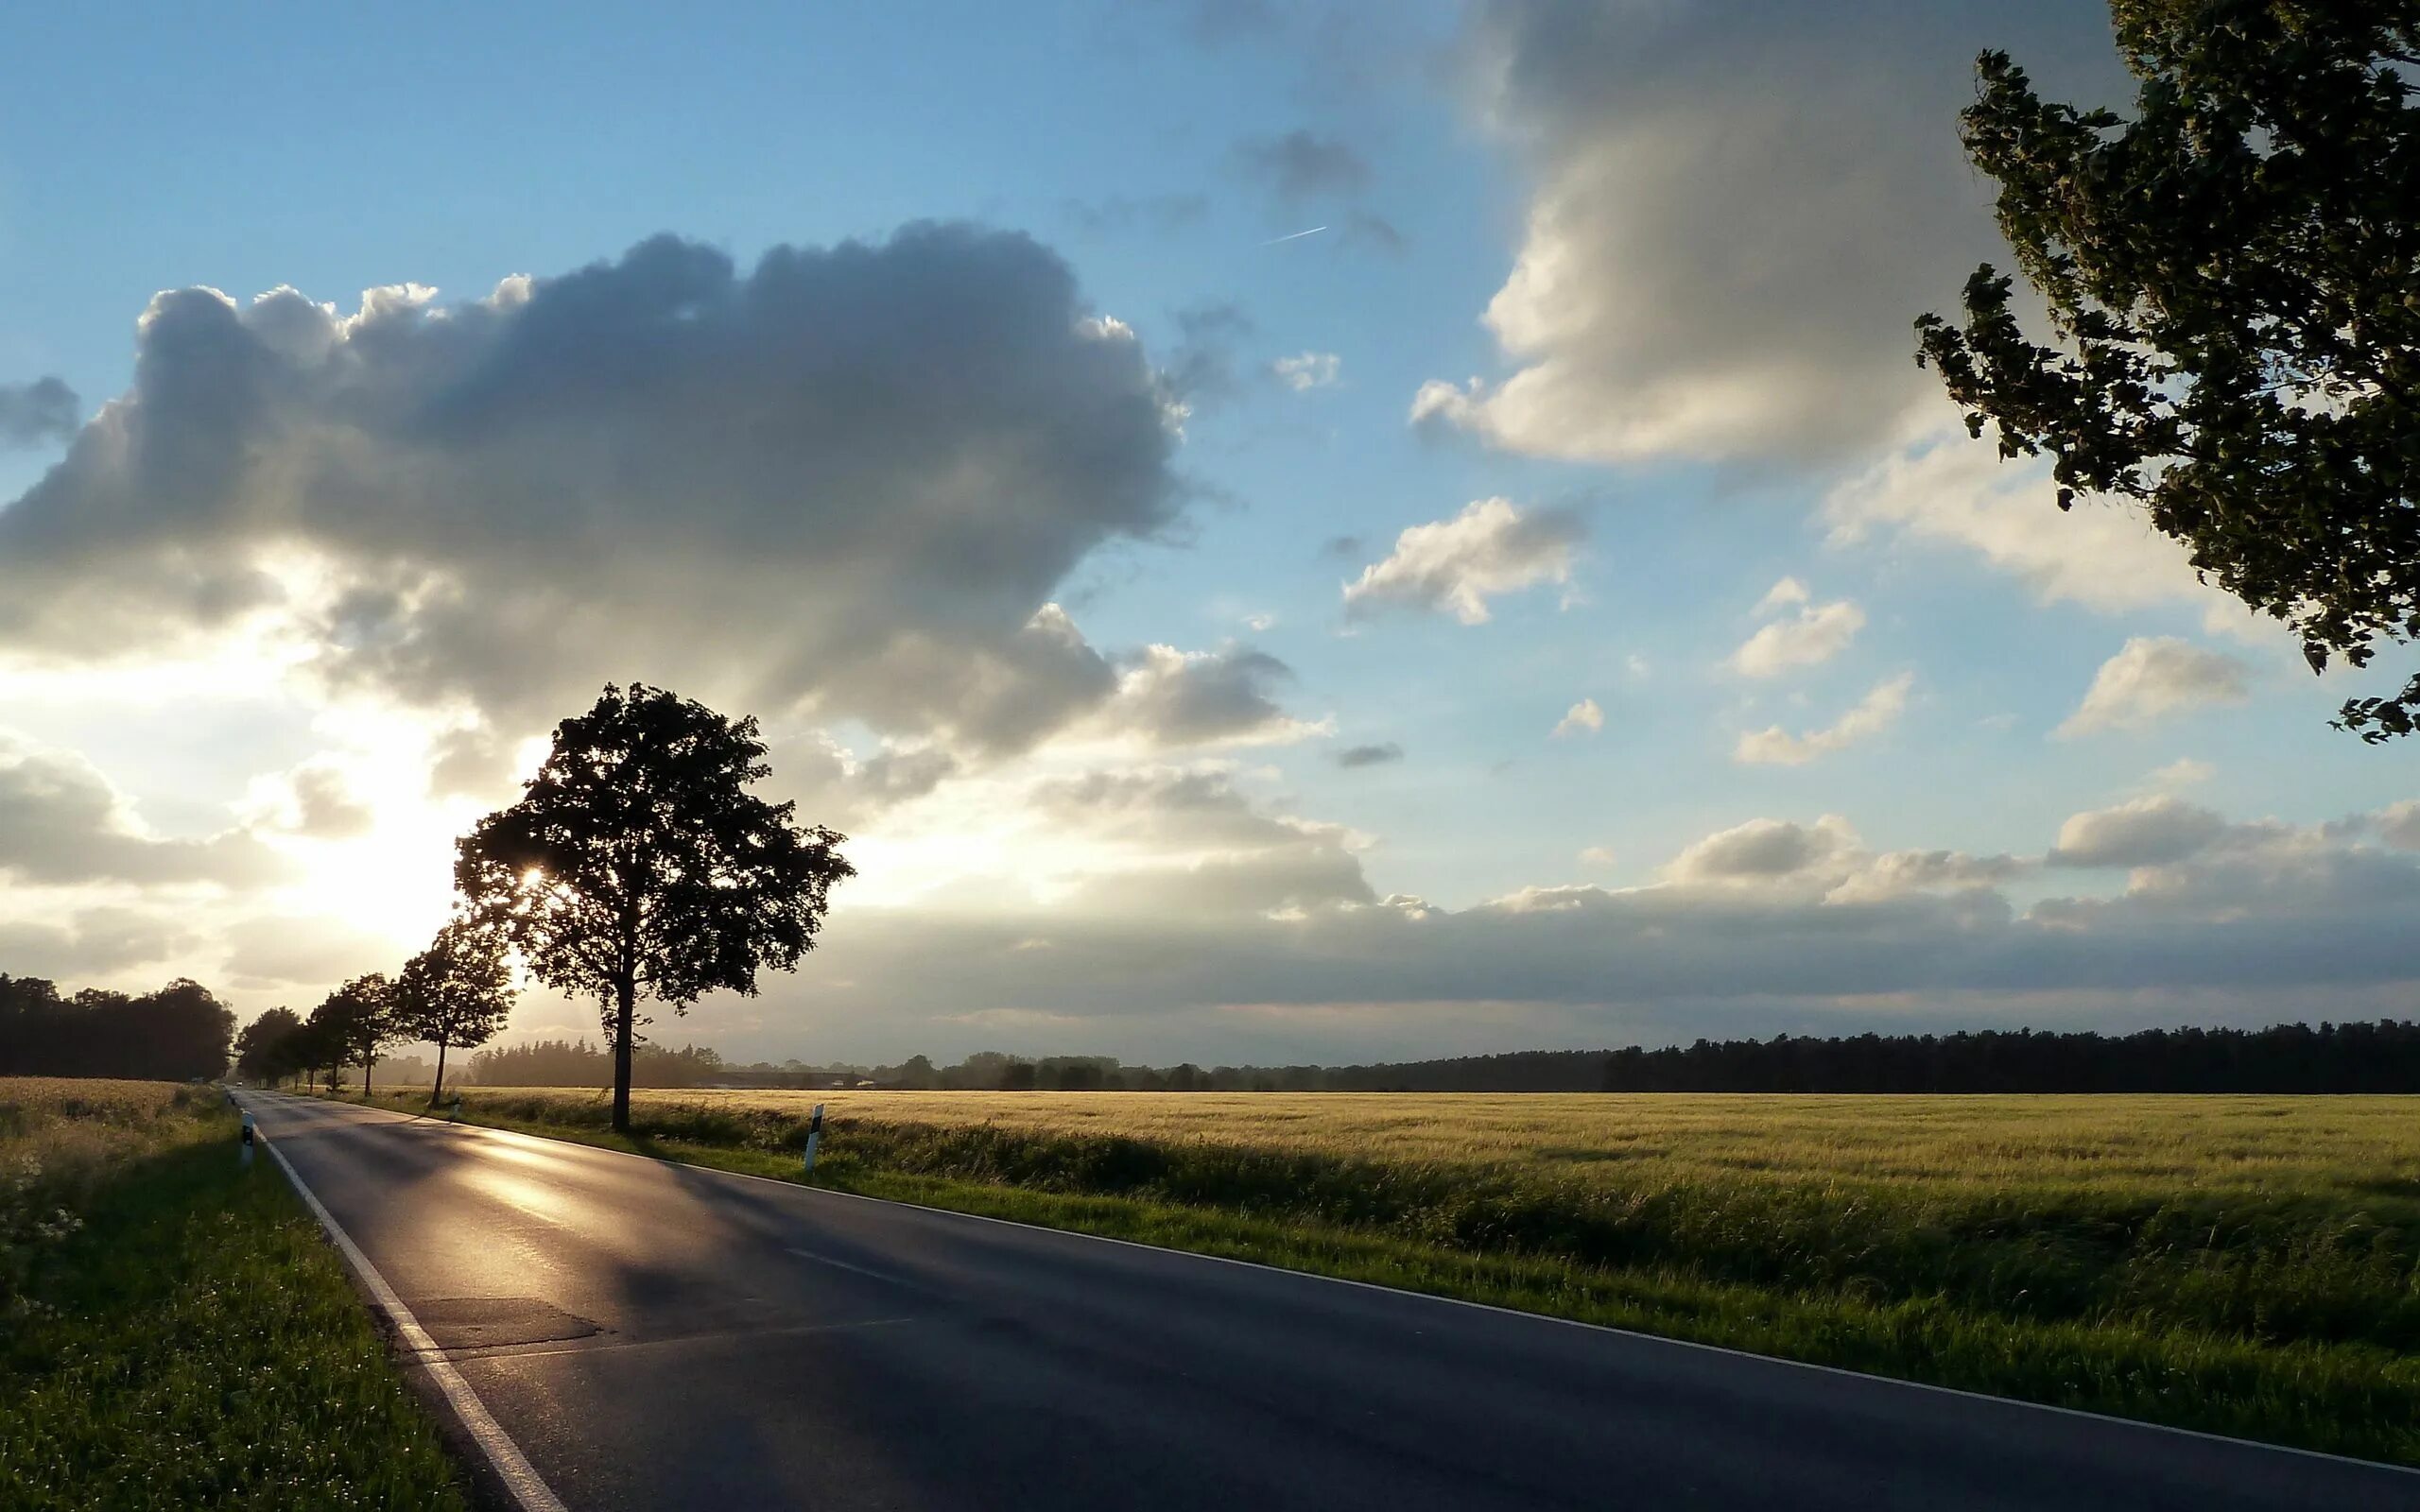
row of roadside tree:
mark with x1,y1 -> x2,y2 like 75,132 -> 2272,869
233,919 -> 515,1106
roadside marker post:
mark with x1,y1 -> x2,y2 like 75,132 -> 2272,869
452,1092 -> 464,1123
240,1109 -> 256,1169
803,1103 -> 825,1175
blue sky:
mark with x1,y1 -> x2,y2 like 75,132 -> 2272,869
1,2 -> 2412,1065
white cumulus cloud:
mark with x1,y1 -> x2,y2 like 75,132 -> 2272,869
1342,497 -> 1583,626
2057,639 -> 2253,737
1735,674 -> 1912,765
1551,698 -> 1603,738
1730,595 -> 1865,678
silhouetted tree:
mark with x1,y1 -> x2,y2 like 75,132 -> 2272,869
310,975 -> 397,1096
1917,2 -> 2420,737
233,1006 -> 303,1086
393,919 -> 515,1106
456,684 -> 854,1131
0,975 -> 235,1080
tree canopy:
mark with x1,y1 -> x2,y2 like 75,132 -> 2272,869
455,683 -> 853,1130
309,973 -> 398,1096
1916,0 -> 2420,736
0,975 -> 234,1081
392,919 -> 516,1105
233,1005 -> 304,1085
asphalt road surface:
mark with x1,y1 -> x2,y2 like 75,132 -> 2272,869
234,1090 -> 2417,1512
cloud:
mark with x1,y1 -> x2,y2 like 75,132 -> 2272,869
481,786 -> 2420,1064
1340,212 -> 1409,255
1334,742 -> 1403,768
1342,497 -> 1583,625
2380,801 -> 2420,850
0,731 -> 286,887
1579,846 -> 1616,866
1235,129 -> 1371,201
0,908 -> 195,979
1160,301 -> 1255,408
1824,430 -> 2248,625
2147,758 -> 2215,790
0,227 -> 1197,762
1271,352 -> 1341,391
1668,815 -> 1859,883
1730,593 -> 1864,678
2057,638 -> 2253,737
0,377 -> 78,449
1755,576 -> 1810,612
1027,767 -> 1374,918
1826,850 -> 2024,903
1090,644 -> 1316,749
1734,674 -> 1912,765
2048,796 -> 2228,868
1061,194 -> 1210,236
1551,698 -> 1602,738
1422,3 -> 2123,464
247,759 -> 374,840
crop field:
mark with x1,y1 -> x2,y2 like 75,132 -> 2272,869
516,1086 -> 2420,1193
0,1077 -> 466,1510
365,1084 -> 2420,1461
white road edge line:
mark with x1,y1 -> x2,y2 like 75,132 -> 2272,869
255,1109 -> 571,1512
292,1091 -> 2420,1482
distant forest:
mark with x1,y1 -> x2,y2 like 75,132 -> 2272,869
724,1022 -> 2420,1095
9,969 -> 2420,1094
0,974 -> 235,1082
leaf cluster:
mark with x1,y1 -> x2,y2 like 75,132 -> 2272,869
1917,0 -> 2420,736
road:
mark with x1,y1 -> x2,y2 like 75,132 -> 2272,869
235,1090 -> 2416,1512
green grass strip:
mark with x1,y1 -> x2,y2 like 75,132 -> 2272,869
0,1104 -> 469,1511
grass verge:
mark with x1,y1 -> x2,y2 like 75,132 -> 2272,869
333,1085 -> 2420,1466
0,1078 -> 469,1511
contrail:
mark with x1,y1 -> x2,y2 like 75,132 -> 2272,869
1259,226 -> 1329,247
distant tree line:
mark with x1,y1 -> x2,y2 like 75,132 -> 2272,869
466,1039 -> 727,1088
0,975 -> 236,1082
747,1024 -> 2420,1094
1595,1022 -> 2420,1093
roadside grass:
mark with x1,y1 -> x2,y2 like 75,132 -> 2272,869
334,1085 -> 2420,1465
0,1077 -> 468,1511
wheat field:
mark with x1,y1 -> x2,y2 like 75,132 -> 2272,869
463,1086 -> 2420,1203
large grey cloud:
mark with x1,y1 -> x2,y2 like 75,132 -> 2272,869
1419,1 -> 2123,464
0,226 -> 1224,759
741,791 -> 2420,1063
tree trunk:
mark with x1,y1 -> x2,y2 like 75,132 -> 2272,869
612,977 -> 636,1133
364,1055 -> 374,1099
429,1038 -> 449,1108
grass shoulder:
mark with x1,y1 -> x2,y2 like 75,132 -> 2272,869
326,1085 -> 2420,1466
0,1078 -> 468,1511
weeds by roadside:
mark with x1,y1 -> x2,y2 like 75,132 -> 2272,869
0,1077 -> 469,1511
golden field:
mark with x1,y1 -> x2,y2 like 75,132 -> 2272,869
460,1086 -> 2420,1202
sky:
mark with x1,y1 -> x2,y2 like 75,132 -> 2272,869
1,0 -> 2413,1069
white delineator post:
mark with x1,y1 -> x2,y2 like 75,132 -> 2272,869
803,1103 -> 825,1174
240,1109 -> 256,1168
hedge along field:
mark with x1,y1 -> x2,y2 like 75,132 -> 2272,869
362,1085 -> 2420,1463
0,1077 -> 467,1511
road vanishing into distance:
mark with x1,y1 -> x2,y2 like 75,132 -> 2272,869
235,1091 -> 2416,1512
